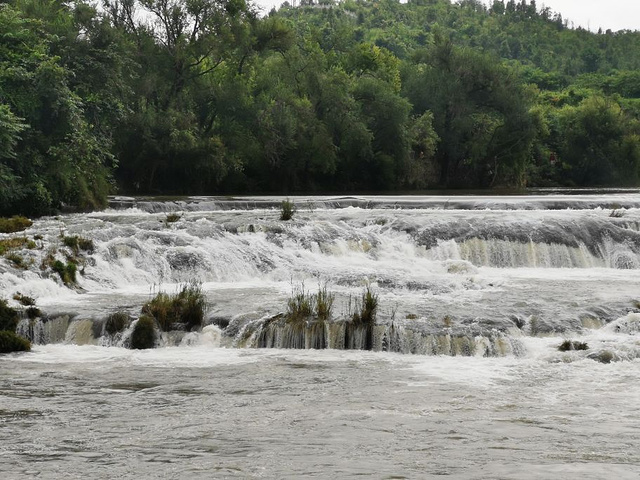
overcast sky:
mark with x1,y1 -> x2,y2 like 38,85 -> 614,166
252,0 -> 640,32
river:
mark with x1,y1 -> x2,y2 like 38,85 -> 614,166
1,192 -> 640,478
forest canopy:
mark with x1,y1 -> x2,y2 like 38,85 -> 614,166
1,0 -> 640,215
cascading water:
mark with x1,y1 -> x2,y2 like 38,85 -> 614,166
1,193 -> 640,359
4,193 -> 640,479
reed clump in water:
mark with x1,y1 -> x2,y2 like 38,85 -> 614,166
142,281 -> 207,331
346,286 -> 378,350
350,286 -> 378,326
279,199 -> 296,221
285,285 -> 334,323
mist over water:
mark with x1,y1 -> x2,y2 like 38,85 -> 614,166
2,193 -> 640,477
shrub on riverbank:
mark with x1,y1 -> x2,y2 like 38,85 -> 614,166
350,287 -> 378,326
130,315 -> 156,349
142,282 -> 206,331
0,331 -> 31,353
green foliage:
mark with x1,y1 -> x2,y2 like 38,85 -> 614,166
51,260 -> 77,285
0,299 -> 19,332
315,286 -> 334,321
130,315 -> 156,349
105,311 -> 130,335
1,0 -> 640,211
554,96 -> 640,185
0,331 -> 31,353
280,199 -> 296,221
0,216 -> 32,233
0,2 -> 116,216
141,282 -> 207,331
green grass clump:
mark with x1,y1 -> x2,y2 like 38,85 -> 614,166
279,199 -> 296,221
315,286 -> 334,321
63,236 -> 94,254
51,260 -> 77,285
558,340 -> 589,352
26,307 -> 41,319
351,287 -> 378,326
0,300 -> 19,332
0,331 -> 31,353
6,253 -> 25,268
0,237 -> 34,255
130,315 -> 156,349
286,286 -> 314,323
142,292 -> 173,331
285,285 -> 335,323
105,311 -> 131,335
141,282 -> 206,332
0,216 -> 32,234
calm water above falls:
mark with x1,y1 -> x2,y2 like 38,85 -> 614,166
1,194 -> 640,478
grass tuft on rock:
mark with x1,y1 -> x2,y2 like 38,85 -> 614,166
13,293 -> 35,306
0,216 -> 32,234
285,285 -> 334,323
0,236 -> 35,255
279,199 -> 296,221
51,260 -> 77,285
130,315 -> 156,349
141,282 -> 206,332
105,311 -> 131,335
63,235 -> 94,254
0,331 -> 31,353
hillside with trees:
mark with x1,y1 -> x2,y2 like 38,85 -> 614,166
1,0 -> 640,215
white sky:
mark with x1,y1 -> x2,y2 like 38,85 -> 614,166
251,0 -> 640,32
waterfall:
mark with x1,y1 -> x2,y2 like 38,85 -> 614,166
3,194 -> 640,358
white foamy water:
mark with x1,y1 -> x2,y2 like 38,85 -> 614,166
1,193 -> 640,477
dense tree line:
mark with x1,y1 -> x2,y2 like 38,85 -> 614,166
1,0 -> 640,215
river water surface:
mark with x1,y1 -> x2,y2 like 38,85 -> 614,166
1,193 -> 640,478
